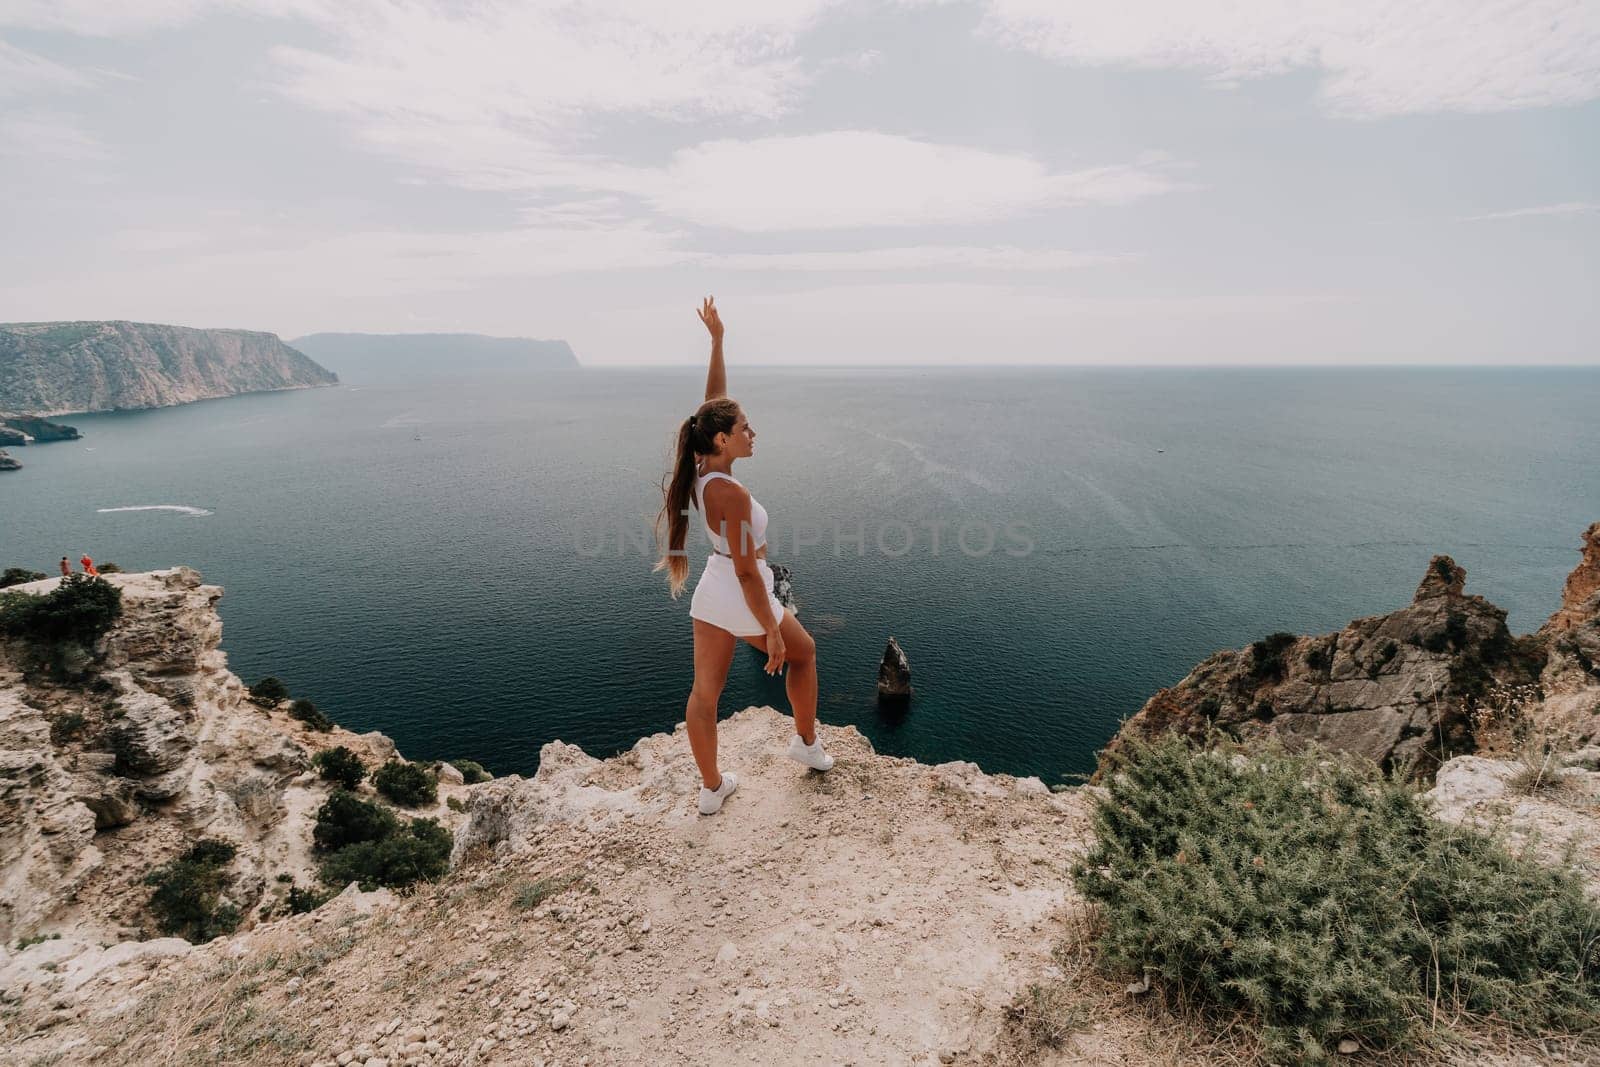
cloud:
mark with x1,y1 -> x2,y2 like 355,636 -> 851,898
0,110 -> 107,161
634,132 -> 1183,231
0,0 -> 325,36
0,39 -> 90,97
1459,201 -> 1600,221
978,0 -> 1600,117
709,245 -> 1131,271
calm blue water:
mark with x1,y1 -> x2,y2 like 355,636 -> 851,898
3,367 -> 1596,784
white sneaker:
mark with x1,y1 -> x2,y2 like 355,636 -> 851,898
787,733 -> 834,772
698,771 -> 738,815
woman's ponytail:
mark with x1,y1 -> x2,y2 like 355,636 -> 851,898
654,417 -> 700,597
655,398 -> 741,597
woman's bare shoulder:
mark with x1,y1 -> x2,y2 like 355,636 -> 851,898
701,475 -> 750,508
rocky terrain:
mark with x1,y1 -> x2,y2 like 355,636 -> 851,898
1103,524 -> 1600,778
0,569 -> 470,949
0,321 -> 337,416
0,448 -> 18,471
2,527 -> 1598,1066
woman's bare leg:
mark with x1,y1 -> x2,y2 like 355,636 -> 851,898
743,609 -> 818,743
688,619 -> 737,789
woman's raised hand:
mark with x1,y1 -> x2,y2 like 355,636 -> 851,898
696,296 -> 724,342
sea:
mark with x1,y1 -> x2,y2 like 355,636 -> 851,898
3,366 -> 1596,785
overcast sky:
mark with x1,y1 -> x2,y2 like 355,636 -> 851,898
1,1 -> 1596,365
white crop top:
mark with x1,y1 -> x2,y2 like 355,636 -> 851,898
694,470 -> 768,554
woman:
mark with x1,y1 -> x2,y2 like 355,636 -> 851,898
655,297 -> 833,815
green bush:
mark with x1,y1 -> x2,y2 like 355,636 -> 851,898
143,839 -> 241,943
1075,735 -> 1600,1064
319,818 -> 451,891
1247,632 -> 1297,682
313,746 -> 366,790
289,698 -> 333,732
450,758 -> 493,784
249,676 -> 289,704
0,573 -> 122,645
0,567 -> 46,589
285,882 -> 330,915
311,790 -> 397,852
374,760 -> 437,807
97,562 -> 123,574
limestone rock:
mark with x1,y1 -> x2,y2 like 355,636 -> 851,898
0,569 -> 469,946
1102,553 -> 1543,777
1545,522 -> 1600,634
877,636 -> 911,702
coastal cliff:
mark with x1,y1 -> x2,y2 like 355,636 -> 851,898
0,568 -> 1095,1066
4,536 -> 1599,1066
0,321 -> 338,416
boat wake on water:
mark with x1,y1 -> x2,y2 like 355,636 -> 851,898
96,505 -> 215,517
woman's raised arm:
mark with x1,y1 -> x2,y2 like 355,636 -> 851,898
698,295 -> 727,401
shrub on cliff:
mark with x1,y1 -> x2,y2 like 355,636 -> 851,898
1075,736 -> 1600,1063
0,573 -> 122,645
450,758 -> 493,784
248,676 -> 289,704
289,698 -> 333,731
312,790 -> 397,852
374,759 -> 437,807
0,567 -> 46,588
143,839 -> 241,943
1247,632 -> 1297,682
318,817 -> 452,891
313,746 -> 366,790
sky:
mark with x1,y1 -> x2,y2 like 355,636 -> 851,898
0,1 -> 1596,366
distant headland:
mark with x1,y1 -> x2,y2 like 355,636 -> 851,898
289,332 -> 580,384
0,321 -> 338,418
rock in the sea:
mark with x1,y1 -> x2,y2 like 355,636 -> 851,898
877,637 -> 911,703
0,449 -> 19,471
0,416 -> 81,443
769,562 -> 796,611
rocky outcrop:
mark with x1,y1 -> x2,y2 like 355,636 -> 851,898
0,449 -> 17,471
1546,523 -> 1600,634
0,569 -> 465,947
0,416 -> 80,443
878,635 -> 911,702
1103,553 -> 1561,777
0,321 -> 337,417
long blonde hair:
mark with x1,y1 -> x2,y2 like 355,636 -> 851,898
655,398 -> 741,597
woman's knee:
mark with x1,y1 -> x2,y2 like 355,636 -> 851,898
686,682 -> 722,718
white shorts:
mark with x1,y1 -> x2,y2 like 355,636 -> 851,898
689,554 -> 786,637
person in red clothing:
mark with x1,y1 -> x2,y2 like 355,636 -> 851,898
59,557 -> 70,577
79,555 -> 99,576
